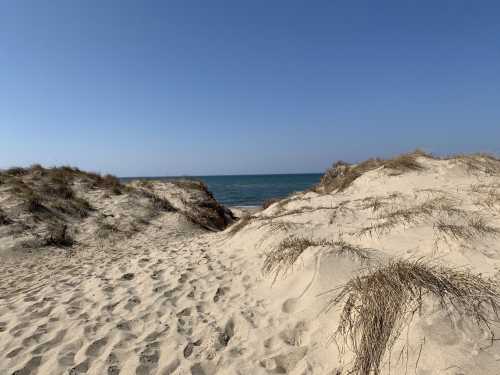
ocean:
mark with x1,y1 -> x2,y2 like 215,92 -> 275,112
122,173 -> 323,207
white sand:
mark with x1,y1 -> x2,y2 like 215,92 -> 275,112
1,156 -> 500,374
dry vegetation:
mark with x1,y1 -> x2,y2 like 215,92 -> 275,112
170,179 -> 209,192
262,197 -> 281,209
452,153 -> 500,175
0,208 -> 12,225
133,178 -> 235,232
0,165 -> 193,249
317,151 -> 500,195
44,224 -> 74,247
360,197 -> 384,212
328,259 -> 500,375
471,184 -> 500,210
227,214 -> 255,235
434,216 -> 499,241
317,151 -> 429,194
356,195 -> 466,238
260,220 -> 298,233
262,236 -> 372,282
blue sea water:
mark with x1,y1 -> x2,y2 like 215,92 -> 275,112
122,173 -> 322,207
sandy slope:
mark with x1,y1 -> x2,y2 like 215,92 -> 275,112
2,155 -> 500,374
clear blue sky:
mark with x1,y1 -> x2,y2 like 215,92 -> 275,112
1,1 -> 499,176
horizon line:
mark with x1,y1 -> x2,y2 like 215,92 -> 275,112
119,172 -> 324,179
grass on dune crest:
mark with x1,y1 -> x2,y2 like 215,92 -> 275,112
317,150 -> 429,194
327,259 -> 500,375
317,150 -> 500,195
0,165 -> 182,248
452,153 -> 500,175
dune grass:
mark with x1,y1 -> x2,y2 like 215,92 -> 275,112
356,196 -> 466,238
453,153 -> 500,175
262,197 -> 281,209
227,214 -> 255,235
434,216 -> 499,241
317,151 -> 429,194
262,220 -> 298,233
0,208 -> 11,225
328,259 -> 500,375
44,224 -> 74,247
262,236 -> 372,282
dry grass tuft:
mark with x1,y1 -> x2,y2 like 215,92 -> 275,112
99,174 -> 125,195
25,193 -> 46,213
171,179 -> 209,192
484,189 -> 500,209
328,259 -> 500,375
317,151 -> 428,193
263,197 -> 281,209
151,195 -> 176,212
453,153 -> 500,175
434,217 -> 499,241
263,237 -> 372,282
0,209 -> 12,225
138,190 -> 176,212
44,224 -> 74,247
262,220 -> 298,233
96,220 -> 119,240
357,196 -> 465,238
382,154 -> 425,174
227,215 -> 254,235
318,159 -> 383,193
262,237 -> 322,281
361,197 -> 384,212
472,186 -> 500,210
4,167 -> 28,176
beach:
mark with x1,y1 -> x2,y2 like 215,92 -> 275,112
1,153 -> 500,374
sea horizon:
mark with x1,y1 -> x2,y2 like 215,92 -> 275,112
120,172 -> 323,179
121,173 -> 323,207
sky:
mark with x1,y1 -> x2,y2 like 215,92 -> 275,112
1,1 -> 499,176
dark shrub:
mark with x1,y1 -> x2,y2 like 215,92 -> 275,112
44,224 -> 74,247
25,193 -> 45,212
0,209 -> 12,225
101,174 -> 124,194
5,167 -> 27,176
151,195 -> 175,212
42,183 -> 75,200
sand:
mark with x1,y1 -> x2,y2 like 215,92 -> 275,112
1,155 -> 500,374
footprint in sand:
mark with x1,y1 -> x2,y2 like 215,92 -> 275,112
6,347 -> 24,359
11,355 -> 42,375
121,273 -> 135,281
136,341 -> 161,374
107,365 -> 121,374
85,337 -> 108,357
161,358 -> 181,374
178,273 -> 189,283
32,329 -> 67,355
125,296 -> 141,310
69,358 -> 90,374
58,350 -> 76,367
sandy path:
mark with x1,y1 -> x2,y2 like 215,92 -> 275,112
0,214 -> 279,375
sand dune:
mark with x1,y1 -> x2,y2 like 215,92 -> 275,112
1,154 -> 500,374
